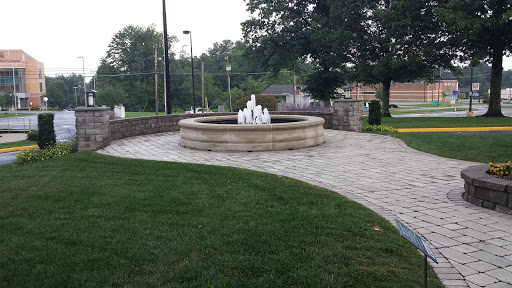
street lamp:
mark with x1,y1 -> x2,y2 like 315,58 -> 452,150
183,30 -> 196,113
77,56 -> 86,106
343,85 -> 353,99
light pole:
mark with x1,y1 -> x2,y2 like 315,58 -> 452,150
73,87 -> 78,106
226,53 -> 232,112
162,0 -> 172,114
183,30 -> 195,113
77,56 -> 86,106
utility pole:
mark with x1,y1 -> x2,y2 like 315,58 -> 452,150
437,68 -> 442,106
155,46 -> 159,115
226,54 -> 232,112
201,61 -> 205,112
469,66 -> 473,112
73,87 -> 78,106
78,56 -> 86,106
293,71 -> 296,105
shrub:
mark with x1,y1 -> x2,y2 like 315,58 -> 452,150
14,142 -> 78,165
363,125 -> 397,132
367,100 -> 382,125
488,161 -> 511,179
27,130 -> 38,141
235,94 -> 278,111
37,113 -> 56,149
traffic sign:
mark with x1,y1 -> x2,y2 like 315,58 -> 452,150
472,83 -> 480,91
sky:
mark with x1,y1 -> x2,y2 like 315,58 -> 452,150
2,0 -> 251,79
3,0 -> 512,81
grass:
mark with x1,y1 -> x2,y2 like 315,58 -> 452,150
390,108 -> 468,115
0,140 -> 37,150
0,113 -> 32,118
0,152 -> 443,287
363,117 -> 512,163
364,117 -> 512,129
392,133 -> 511,163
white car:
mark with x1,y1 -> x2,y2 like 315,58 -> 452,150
185,108 -> 212,114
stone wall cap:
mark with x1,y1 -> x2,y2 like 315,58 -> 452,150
75,106 -> 111,112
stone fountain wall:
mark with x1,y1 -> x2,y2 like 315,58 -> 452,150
75,101 -> 360,151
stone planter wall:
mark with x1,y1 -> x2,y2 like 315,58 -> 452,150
75,107 -> 111,151
461,164 -> 512,215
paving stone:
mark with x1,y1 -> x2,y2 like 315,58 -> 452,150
486,282 -> 512,288
466,261 -> 499,272
488,238 -> 512,247
444,223 -> 466,230
440,248 -> 478,264
451,261 -> 479,276
486,268 -> 512,284
465,273 -> 498,286
470,243 -> 512,257
468,251 -> 512,268
425,233 -> 461,247
453,245 -> 481,254
458,229 -> 495,241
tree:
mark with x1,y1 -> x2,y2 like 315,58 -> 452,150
243,0 -> 454,115
98,24 -> 177,112
436,0 -> 512,117
95,86 -> 127,109
46,79 -> 66,109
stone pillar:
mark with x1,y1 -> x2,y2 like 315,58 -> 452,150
75,107 -> 111,151
332,99 -> 363,132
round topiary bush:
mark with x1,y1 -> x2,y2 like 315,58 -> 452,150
235,94 -> 278,111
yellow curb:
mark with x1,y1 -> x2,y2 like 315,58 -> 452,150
0,145 -> 39,154
397,127 -> 512,133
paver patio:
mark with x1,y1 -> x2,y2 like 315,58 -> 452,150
98,130 -> 512,288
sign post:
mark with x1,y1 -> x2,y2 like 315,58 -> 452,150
395,219 -> 438,288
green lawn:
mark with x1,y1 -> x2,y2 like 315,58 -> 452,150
363,117 -> 512,163
390,108 -> 468,115
0,152 -> 443,287
0,113 -> 32,118
0,140 -> 37,150
364,117 -> 512,129
393,133 -> 511,163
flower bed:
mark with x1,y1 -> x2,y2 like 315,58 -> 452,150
461,164 -> 512,215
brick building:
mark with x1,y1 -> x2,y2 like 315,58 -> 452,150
0,50 -> 46,108
352,80 -> 459,102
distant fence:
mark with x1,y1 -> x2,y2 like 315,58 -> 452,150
0,117 -> 35,133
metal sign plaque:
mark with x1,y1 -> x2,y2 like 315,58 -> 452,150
394,219 -> 438,264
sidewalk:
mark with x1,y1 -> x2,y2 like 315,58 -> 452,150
98,130 -> 512,288
0,133 -> 27,144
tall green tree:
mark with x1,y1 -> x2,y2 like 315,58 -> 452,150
46,79 -> 66,109
243,0 -> 454,115
436,0 -> 512,117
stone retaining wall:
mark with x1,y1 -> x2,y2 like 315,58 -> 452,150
461,164 -> 512,215
109,111 -> 334,141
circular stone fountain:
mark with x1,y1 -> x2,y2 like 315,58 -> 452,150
179,115 -> 325,152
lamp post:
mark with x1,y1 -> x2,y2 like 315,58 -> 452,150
343,85 -> 353,99
183,30 -> 195,113
162,0 -> 172,114
73,87 -> 79,106
77,56 -> 86,106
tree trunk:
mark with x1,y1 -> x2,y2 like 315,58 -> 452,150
483,43 -> 504,117
382,79 -> 391,117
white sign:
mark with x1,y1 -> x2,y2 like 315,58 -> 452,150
472,83 -> 480,91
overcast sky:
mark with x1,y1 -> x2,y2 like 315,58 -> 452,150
3,0 -> 250,78
3,0 -> 512,80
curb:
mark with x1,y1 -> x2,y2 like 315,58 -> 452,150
0,145 -> 39,154
397,126 -> 512,133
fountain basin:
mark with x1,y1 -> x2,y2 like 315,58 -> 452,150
179,115 -> 325,151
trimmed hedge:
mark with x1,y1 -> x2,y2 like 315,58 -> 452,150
235,94 -> 278,111
37,113 -> 56,149
368,100 -> 382,125
14,142 -> 78,165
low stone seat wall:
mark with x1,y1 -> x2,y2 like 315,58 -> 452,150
461,164 -> 512,215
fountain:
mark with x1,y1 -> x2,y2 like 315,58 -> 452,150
179,95 -> 325,151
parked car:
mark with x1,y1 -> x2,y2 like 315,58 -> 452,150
185,108 -> 212,114
389,104 -> 399,108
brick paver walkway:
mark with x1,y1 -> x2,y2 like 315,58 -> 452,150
98,130 -> 512,288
